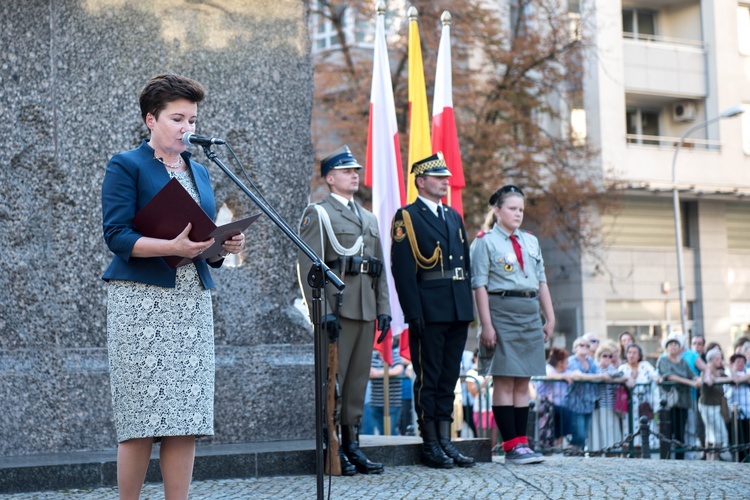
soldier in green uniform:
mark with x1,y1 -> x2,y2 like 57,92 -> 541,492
297,146 -> 391,475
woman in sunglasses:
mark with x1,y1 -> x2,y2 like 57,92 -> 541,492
589,341 -> 628,451
562,337 -> 611,450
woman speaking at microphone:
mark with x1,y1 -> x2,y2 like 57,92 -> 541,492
470,185 -> 555,465
101,73 -> 244,499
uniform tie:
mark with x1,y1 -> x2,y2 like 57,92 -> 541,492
348,199 -> 362,223
437,205 -> 445,222
509,234 -> 524,272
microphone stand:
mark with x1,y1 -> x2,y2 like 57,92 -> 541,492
200,146 -> 344,500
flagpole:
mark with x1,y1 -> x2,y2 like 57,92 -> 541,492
366,0 -> 408,363
406,6 -> 433,203
431,9 -> 465,217
441,11 -> 453,210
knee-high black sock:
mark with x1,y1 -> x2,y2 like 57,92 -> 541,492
492,405 -> 516,445
514,406 -> 530,441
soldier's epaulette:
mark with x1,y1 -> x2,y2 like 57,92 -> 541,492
299,202 -> 321,230
476,230 -> 486,238
392,209 -> 406,242
521,228 -> 535,236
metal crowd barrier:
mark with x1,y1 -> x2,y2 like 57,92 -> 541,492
525,377 -> 750,461
379,372 -> 750,462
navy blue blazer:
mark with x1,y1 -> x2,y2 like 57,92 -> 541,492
390,198 -> 474,324
101,140 -> 221,289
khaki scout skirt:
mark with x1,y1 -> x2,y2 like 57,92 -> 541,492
477,295 -> 546,377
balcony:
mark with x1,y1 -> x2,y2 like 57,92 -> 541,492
625,133 -> 719,151
622,34 -> 706,98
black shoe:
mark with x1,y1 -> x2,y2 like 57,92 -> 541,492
341,425 -> 384,474
420,421 -> 454,469
437,421 -> 475,468
337,448 -> 358,476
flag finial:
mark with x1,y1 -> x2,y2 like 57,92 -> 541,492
376,1 -> 386,14
408,6 -> 418,20
441,11 -> 451,25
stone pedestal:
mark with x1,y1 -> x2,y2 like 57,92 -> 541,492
0,0 -> 315,455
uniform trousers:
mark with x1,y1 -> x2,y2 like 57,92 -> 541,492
410,321 -> 469,425
338,317 -> 376,426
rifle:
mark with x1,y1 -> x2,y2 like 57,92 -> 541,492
323,309 -> 342,475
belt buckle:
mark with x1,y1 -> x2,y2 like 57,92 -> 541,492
452,268 -> 465,281
523,291 -> 531,298
360,260 -> 370,274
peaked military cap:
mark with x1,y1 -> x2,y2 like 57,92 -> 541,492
411,152 -> 452,177
320,145 -> 363,176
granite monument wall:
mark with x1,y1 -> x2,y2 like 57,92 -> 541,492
0,0 -> 316,455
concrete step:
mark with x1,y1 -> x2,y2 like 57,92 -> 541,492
0,436 -> 491,494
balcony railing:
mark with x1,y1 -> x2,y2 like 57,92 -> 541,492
622,32 -> 705,49
626,134 -> 721,151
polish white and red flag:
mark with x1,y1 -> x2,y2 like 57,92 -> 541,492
365,6 -> 406,365
432,12 -> 465,217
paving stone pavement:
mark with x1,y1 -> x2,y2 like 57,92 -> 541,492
2,455 -> 748,499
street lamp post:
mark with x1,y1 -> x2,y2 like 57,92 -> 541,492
671,104 -> 745,336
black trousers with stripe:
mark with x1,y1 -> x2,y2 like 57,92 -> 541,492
410,320 -> 469,427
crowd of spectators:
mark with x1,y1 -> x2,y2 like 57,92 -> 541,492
527,330 -> 750,461
360,329 -> 750,462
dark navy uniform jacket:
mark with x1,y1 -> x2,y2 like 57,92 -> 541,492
390,198 -> 474,324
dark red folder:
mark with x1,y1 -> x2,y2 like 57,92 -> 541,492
131,177 -> 261,268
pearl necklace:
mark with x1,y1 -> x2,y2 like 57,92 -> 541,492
154,155 -> 184,170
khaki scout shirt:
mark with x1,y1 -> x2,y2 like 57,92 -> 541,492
469,224 -> 546,292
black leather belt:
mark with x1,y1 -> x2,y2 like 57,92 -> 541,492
419,268 -> 466,281
325,258 -> 380,276
326,260 -> 343,271
489,290 -> 537,298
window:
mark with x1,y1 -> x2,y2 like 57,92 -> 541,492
311,1 -> 343,52
600,197 -> 676,248
739,5 -> 750,55
570,108 -> 587,146
622,8 -> 657,41
353,10 -> 373,44
310,2 -> 404,52
680,201 -> 695,249
727,203 -> 750,249
569,87 -> 586,146
626,108 -> 660,145
605,301 -> 690,355
568,1 -> 582,41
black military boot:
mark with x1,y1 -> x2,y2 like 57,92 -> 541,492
420,421 -> 454,469
341,425 -> 384,474
336,448 -> 357,476
437,421 -> 475,468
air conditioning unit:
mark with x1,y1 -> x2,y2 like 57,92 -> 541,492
673,101 -> 697,122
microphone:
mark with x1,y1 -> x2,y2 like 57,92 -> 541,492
182,131 -> 226,146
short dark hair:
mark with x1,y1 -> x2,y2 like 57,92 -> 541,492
626,343 -> 643,362
730,353 -> 747,364
139,73 -> 205,123
547,347 -> 569,367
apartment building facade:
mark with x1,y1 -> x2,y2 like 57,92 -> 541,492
548,0 -> 750,353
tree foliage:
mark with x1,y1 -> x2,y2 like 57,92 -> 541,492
310,0 -> 620,255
